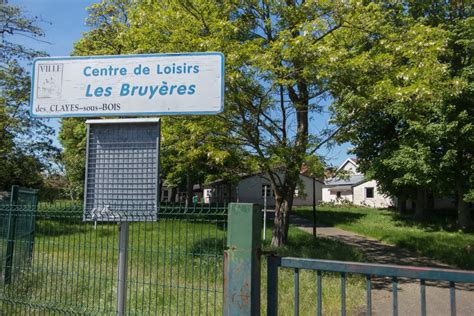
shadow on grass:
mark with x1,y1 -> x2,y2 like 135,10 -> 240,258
263,226 -> 366,263
296,209 -> 366,227
35,220 -> 116,238
390,209 -> 472,233
188,237 -> 226,256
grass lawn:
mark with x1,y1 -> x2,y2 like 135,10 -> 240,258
1,209 -> 368,315
295,206 -> 474,270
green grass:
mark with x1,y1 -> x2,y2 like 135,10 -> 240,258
295,206 -> 474,270
261,226 -> 367,315
1,211 -> 368,315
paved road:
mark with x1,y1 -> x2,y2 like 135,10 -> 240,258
290,215 -> 474,316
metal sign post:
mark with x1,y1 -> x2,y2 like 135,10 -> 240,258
83,118 -> 161,316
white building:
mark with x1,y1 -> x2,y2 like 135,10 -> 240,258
204,172 -> 324,207
322,158 -> 394,208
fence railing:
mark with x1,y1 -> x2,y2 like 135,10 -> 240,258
267,256 -> 474,316
0,201 -> 228,315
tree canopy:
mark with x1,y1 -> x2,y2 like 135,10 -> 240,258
329,0 -> 473,229
0,3 -> 58,191
57,0 -> 474,244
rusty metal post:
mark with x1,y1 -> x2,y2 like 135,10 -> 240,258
224,203 -> 262,316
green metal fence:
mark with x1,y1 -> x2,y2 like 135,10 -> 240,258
0,201 -> 227,315
0,186 -> 38,286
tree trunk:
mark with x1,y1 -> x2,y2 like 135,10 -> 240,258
271,196 -> 292,247
397,196 -> 406,213
457,178 -> 472,230
271,175 -> 297,247
414,187 -> 425,220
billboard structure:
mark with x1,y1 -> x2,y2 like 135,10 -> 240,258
30,52 -> 224,117
83,118 -> 160,222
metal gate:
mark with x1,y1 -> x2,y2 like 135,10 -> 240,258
267,256 -> 474,316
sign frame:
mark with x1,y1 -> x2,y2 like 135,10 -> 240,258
83,118 -> 161,222
30,52 -> 225,118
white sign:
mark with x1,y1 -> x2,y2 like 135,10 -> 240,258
30,52 -> 224,117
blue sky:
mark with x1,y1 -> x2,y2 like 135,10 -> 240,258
10,0 -> 95,148
10,0 -> 351,167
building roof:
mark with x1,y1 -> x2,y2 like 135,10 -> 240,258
325,174 -> 366,186
336,157 -> 360,173
327,185 -> 352,191
204,171 -> 324,188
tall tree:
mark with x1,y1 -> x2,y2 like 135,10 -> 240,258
329,1 -> 473,228
72,0 -> 456,245
411,1 -> 474,229
0,2 -> 58,191
121,0 -> 349,246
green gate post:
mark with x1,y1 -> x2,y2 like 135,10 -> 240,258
224,203 -> 262,316
4,185 -> 19,284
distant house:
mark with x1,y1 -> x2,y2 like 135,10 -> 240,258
159,181 -> 190,203
322,158 -> 394,208
203,172 -> 324,207
160,181 -> 178,203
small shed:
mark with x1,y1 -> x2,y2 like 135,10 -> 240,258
204,173 -> 323,207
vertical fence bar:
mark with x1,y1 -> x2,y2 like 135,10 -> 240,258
267,256 -> 280,316
117,222 -> 129,316
366,275 -> 372,316
4,185 -> 19,285
420,279 -> 426,316
3,207 -> 16,285
224,203 -> 261,316
341,272 -> 346,316
317,270 -> 322,316
450,281 -> 456,316
28,189 -> 38,261
294,268 -> 300,316
392,277 -> 398,316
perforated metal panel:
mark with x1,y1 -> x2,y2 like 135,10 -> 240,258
83,119 -> 160,221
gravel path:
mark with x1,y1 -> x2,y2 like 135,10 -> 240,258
290,214 -> 474,316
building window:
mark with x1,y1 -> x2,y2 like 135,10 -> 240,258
336,191 -> 341,198
365,187 -> 374,198
262,185 -> 272,198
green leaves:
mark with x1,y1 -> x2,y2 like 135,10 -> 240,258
328,1 -> 473,227
0,3 -> 58,191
